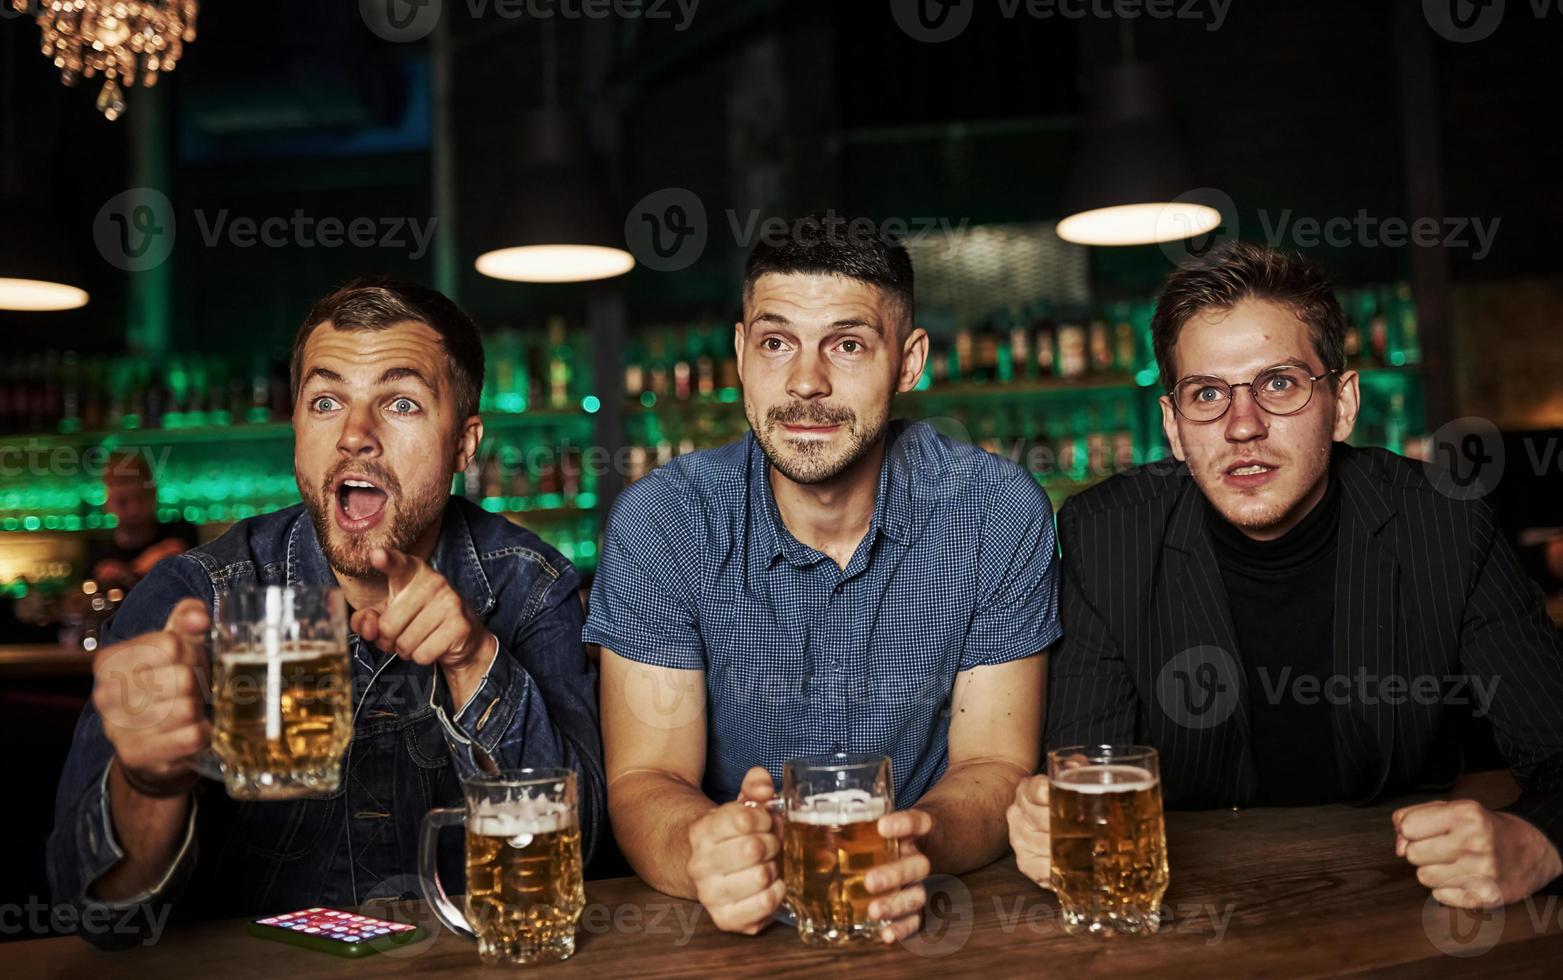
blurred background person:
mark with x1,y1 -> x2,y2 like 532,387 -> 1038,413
85,452 -> 199,591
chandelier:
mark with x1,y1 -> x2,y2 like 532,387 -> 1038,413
12,1 -> 200,121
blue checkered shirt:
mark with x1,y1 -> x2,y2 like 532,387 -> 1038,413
583,419 -> 1062,806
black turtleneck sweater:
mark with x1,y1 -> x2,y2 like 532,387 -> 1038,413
1206,474 -> 1345,806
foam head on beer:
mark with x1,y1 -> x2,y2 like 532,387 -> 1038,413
469,799 -> 575,843
789,789 -> 888,825
1053,764 -> 1158,792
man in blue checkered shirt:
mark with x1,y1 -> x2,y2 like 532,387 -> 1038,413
584,214 -> 1061,941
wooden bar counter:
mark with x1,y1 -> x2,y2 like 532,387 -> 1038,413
6,771 -> 1560,977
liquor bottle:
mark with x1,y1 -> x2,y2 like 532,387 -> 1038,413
547,316 -> 572,410
973,319 -> 1000,384
1007,306 -> 1030,382
143,365 -> 167,430
1368,293 -> 1389,368
268,359 -> 292,419
1394,283 -> 1421,365
1114,317 -> 1136,373
250,356 -> 272,422
1344,289 -> 1369,364
1057,320 -> 1087,380
537,442 -> 562,499
716,324 -> 740,393
954,328 -> 974,385
507,446 -> 532,503
60,351 -> 81,432
624,338 -> 646,398
1033,303 -> 1057,378
627,445 -> 649,483
696,328 -> 716,400
929,336 -> 950,386
225,373 -> 247,426
648,330 -> 670,398
561,446 -> 582,500
1088,318 -> 1114,374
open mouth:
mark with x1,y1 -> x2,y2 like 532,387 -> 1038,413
333,474 -> 390,531
1223,459 -> 1279,487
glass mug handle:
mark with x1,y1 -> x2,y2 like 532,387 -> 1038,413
189,622 -> 222,782
419,807 -> 476,940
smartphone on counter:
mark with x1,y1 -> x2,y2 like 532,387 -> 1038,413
245,907 -> 426,958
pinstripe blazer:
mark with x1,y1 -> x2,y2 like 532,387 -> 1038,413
1046,443 -> 1563,848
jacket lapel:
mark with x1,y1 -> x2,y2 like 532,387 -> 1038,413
1157,476 -> 1256,807
1332,448 -> 1401,802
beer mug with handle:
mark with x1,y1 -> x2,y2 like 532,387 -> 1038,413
420,768 -> 586,965
191,584 -> 352,800
1048,745 -> 1169,937
781,752 -> 899,947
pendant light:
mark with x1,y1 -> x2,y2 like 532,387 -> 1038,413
474,21 -> 633,284
0,39 -> 88,312
1057,40 -> 1220,247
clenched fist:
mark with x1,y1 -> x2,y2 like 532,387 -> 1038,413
1395,799 -> 1563,909
93,597 -> 212,796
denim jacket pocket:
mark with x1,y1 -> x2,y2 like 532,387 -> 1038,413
403,711 -> 453,771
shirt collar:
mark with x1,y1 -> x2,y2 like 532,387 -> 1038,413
283,499 -> 496,616
748,422 -> 914,569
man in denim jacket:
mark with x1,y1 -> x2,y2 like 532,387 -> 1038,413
48,279 -> 603,949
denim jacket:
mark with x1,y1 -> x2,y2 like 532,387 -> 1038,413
47,497 -> 604,949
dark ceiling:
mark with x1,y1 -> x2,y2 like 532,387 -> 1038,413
1,0 -> 1559,354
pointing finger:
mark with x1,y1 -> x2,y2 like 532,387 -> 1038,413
371,547 -> 421,592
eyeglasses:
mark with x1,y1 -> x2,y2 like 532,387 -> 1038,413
1169,366 -> 1339,423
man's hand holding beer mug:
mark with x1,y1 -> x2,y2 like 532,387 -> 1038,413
687,763 -> 932,943
350,545 -> 499,710
1007,772 -> 1054,890
1007,747 -> 1168,937
1394,799 -> 1563,909
89,597 -> 212,900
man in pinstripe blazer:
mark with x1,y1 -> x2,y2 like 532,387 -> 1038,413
1008,241 -> 1563,911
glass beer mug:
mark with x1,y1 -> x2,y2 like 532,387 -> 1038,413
197,584 -> 352,800
1048,745 -> 1170,937
420,768 -> 586,965
780,752 -> 899,947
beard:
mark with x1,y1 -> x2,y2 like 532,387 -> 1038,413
749,398 -> 889,485
297,459 -> 445,579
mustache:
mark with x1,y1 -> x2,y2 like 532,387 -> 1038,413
322,460 -> 403,500
766,403 -> 856,427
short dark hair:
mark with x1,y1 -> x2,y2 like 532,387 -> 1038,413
742,212 -> 915,329
103,451 -> 154,489
1151,240 -> 1346,392
290,278 -> 486,422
